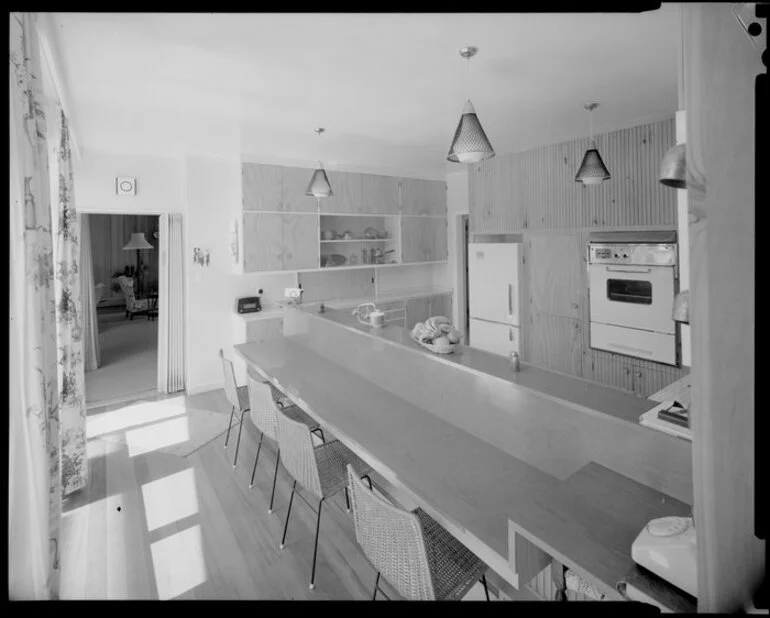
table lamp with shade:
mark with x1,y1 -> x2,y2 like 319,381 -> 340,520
123,232 -> 153,297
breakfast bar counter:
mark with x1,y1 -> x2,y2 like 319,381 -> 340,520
234,306 -> 692,600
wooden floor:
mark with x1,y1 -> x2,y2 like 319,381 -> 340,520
59,389 -> 494,600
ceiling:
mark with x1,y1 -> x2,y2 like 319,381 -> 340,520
51,9 -> 680,180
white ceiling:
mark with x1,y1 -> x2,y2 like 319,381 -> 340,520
51,9 -> 680,180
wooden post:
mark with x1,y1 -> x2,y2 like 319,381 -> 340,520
684,3 -> 764,611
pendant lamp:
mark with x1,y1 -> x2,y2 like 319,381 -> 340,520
575,102 -> 611,186
447,46 -> 495,163
306,128 -> 333,198
659,5 -> 687,189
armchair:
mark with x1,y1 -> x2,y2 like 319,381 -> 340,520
114,276 -> 149,320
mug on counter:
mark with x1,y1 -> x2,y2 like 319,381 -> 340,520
369,310 -> 385,328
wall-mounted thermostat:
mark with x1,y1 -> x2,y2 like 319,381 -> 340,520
116,177 -> 136,195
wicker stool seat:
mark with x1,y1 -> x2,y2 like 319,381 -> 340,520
413,508 -> 489,601
347,464 -> 490,601
316,440 -> 373,498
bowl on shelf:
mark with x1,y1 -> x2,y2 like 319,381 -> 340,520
321,254 -> 347,267
342,230 -> 354,240
321,230 -> 336,241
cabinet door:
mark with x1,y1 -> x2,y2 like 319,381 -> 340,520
401,217 -> 448,263
406,297 -> 431,329
528,232 -> 582,319
282,166 -> 321,213
401,178 -> 447,216
282,213 -> 319,271
361,174 -> 400,214
243,213 -> 284,272
528,312 -> 583,377
428,294 -> 452,322
320,171 -> 362,214
242,163 -> 283,212
246,317 -> 283,344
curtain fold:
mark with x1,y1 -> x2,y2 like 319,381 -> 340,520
79,213 -> 100,371
9,11 -> 61,599
158,213 -> 186,393
52,106 -> 88,495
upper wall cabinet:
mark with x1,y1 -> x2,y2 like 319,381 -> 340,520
401,217 -> 448,263
282,166 -> 323,212
243,163 -> 283,211
401,178 -> 447,216
243,212 -> 319,272
361,174 -> 400,215
319,171 -> 363,214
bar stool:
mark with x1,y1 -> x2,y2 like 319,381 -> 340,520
246,373 -> 325,513
346,464 -> 490,601
219,349 -> 250,468
275,409 -> 374,590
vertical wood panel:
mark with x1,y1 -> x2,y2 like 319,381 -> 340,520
282,213 -> 319,271
360,174 -> 399,215
242,213 -> 283,272
319,171 -> 363,214
530,313 -> 583,378
528,232 -> 582,319
400,178 -> 446,216
401,217 -> 448,263
242,163 -> 283,212
281,166 -> 320,213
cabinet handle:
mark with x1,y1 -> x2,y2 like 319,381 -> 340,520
635,371 -> 643,378
571,302 -> 579,310
509,328 -> 513,341
508,284 -> 513,315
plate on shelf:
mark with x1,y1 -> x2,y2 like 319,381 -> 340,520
321,254 -> 347,267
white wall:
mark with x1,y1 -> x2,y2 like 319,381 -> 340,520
75,150 -> 185,214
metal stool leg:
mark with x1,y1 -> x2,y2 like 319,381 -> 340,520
481,573 -> 490,601
224,405 -> 236,448
344,486 -> 351,512
312,427 -> 325,443
372,572 -> 380,600
232,410 -> 246,468
363,474 -> 373,491
280,480 -> 297,549
268,448 -> 281,514
309,498 -> 325,590
249,431 -> 264,488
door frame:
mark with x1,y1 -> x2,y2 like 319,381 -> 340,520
79,209 -> 181,402
455,214 -> 470,345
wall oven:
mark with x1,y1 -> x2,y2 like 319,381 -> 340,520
588,231 -> 679,366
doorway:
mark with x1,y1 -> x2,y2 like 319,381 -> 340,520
85,213 -> 160,407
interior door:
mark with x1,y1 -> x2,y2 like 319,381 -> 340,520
468,243 -> 519,326
469,318 -> 520,357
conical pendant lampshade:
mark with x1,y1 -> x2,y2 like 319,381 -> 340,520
659,143 -> 687,189
575,103 -> 610,185
447,99 -> 495,163
575,139 -> 611,185
305,165 -> 333,198
306,128 -> 333,198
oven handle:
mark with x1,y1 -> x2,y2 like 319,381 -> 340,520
604,266 -> 653,274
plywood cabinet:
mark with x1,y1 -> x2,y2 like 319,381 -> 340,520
528,312 -> 584,378
361,174 -> 400,214
281,166 -> 321,213
320,171 -> 363,214
282,214 -> 319,270
528,232 -> 583,319
401,217 -> 448,263
243,163 -> 283,211
400,178 -> 447,216
243,212 -> 319,272
243,213 -> 284,272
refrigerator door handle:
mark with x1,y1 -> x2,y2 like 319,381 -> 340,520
509,328 -> 513,341
508,284 -> 513,315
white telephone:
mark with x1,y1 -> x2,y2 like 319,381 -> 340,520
631,516 -> 697,598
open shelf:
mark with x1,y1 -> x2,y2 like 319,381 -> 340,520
320,213 -> 400,269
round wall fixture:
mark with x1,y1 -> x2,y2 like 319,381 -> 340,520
116,176 -> 137,195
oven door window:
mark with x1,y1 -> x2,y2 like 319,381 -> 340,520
606,279 -> 652,305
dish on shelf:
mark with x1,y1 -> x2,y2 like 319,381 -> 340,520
321,254 -> 347,267
342,230 -> 354,240
349,253 -> 359,265
321,230 -> 336,240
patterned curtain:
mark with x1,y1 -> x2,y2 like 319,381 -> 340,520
79,213 -> 100,371
53,106 -> 88,495
9,11 -> 61,599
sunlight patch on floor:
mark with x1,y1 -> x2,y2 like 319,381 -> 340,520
125,415 -> 190,457
150,524 -> 207,600
87,395 -> 189,438
141,468 -> 199,532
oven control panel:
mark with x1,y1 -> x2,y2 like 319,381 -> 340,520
588,243 -> 677,266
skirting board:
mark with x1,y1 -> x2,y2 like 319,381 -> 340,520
186,381 -> 223,396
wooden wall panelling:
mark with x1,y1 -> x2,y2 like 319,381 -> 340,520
400,217 -> 448,263
298,268 -> 375,303
528,231 -> 582,319
282,214 -> 319,271
584,349 -> 636,395
400,178 -> 447,216
242,163 -> 283,212
529,312 -> 583,378
242,213 -> 283,272
360,174 -> 399,214
281,166 -> 320,213
320,171 -> 362,214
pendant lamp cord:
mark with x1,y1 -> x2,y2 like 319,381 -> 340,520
589,108 -> 593,141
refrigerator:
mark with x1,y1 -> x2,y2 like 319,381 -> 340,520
468,241 -> 521,357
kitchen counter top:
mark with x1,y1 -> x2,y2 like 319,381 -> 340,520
235,319 -> 691,599
297,305 -> 657,425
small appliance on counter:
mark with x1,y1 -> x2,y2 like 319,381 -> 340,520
237,293 -> 262,314
352,303 -> 385,328
631,516 -> 697,598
